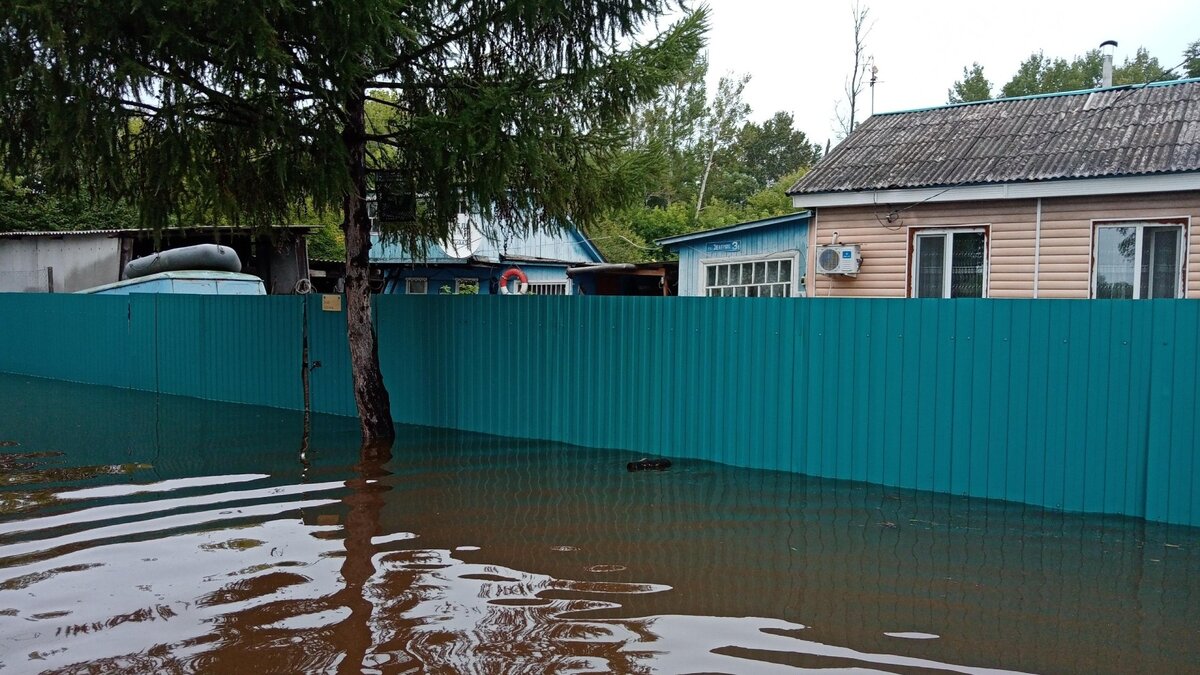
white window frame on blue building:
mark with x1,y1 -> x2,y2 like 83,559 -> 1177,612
699,251 -> 803,297
527,280 -> 572,295
453,278 -> 480,294
404,277 -> 427,295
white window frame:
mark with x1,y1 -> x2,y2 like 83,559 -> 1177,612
1090,217 -> 1189,300
909,227 -> 990,299
699,251 -> 803,298
404,277 -> 428,295
527,280 -> 572,296
454,277 -> 480,294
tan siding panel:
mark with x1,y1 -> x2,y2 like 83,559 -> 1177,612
810,192 -> 1200,298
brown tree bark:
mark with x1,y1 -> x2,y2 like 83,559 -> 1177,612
343,86 -> 395,441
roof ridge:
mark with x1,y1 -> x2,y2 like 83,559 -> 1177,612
874,76 -> 1200,118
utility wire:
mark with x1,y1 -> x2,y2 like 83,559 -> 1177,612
873,57 -> 1197,227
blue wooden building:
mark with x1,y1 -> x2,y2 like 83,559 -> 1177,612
657,212 -> 811,297
371,216 -> 604,295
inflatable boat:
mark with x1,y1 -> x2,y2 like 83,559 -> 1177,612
78,244 -> 266,295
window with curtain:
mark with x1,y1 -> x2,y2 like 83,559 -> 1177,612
911,229 -> 987,298
1093,222 -> 1184,299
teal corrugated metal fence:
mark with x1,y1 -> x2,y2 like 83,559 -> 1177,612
1,294 -> 1197,526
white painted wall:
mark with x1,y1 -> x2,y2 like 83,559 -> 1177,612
0,234 -> 122,292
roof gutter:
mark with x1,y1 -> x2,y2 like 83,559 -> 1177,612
565,263 -> 636,276
790,172 -> 1200,208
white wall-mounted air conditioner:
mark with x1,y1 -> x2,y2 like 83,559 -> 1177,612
815,245 -> 861,276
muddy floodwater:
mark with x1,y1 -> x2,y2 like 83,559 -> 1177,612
1,374 -> 1198,674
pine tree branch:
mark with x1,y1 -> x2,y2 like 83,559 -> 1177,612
373,6 -> 513,75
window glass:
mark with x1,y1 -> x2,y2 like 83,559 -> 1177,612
1143,227 -> 1180,299
950,232 -> 985,298
915,235 -> 946,298
1094,224 -> 1182,299
528,282 -> 569,296
701,257 -> 796,297
1095,227 -> 1136,299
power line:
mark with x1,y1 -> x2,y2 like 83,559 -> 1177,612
874,57 -> 1196,227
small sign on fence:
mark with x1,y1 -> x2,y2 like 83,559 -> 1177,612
321,295 -> 342,312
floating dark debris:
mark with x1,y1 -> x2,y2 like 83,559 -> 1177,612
627,458 -> 671,472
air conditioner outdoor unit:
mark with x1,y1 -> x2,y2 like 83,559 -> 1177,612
815,245 -> 861,276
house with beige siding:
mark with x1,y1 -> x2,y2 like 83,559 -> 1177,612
787,78 -> 1200,299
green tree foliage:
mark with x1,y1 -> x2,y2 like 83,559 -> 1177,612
591,50 -> 823,264
1001,51 -> 1100,97
628,55 -> 709,207
0,0 -> 707,439
1186,40 -> 1200,78
1116,47 -> 1177,85
592,166 -> 812,262
695,73 -> 751,218
947,63 -> 992,104
0,1 -> 706,240
0,176 -> 137,231
1000,47 -> 1178,98
734,112 -> 822,191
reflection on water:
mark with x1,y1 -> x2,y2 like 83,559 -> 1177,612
1,374 -> 1198,674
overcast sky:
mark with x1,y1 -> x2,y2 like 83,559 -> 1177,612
669,0 -> 1199,146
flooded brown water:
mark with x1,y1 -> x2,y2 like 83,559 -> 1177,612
1,374 -> 1198,674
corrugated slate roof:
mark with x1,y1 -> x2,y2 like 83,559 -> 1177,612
788,78 -> 1200,195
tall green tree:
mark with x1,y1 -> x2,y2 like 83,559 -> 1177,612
734,111 -> 822,189
1001,51 -> 1100,97
629,53 -> 709,208
1186,39 -> 1200,78
0,1 -> 707,440
948,63 -> 992,103
1113,47 -> 1176,84
1001,47 -> 1177,97
695,72 -> 750,218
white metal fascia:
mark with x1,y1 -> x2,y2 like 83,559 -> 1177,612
790,172 -> 1200,209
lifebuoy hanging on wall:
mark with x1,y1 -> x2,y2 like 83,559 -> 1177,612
498,267 -> 529,295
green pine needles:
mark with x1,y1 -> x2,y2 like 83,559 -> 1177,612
0,1 -> 708,245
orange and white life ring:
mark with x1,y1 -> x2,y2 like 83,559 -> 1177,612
498,267 -> 529,295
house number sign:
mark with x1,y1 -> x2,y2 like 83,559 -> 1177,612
707,241 -> 740,253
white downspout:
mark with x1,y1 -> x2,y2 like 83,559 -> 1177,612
1033,197 -> 1042,298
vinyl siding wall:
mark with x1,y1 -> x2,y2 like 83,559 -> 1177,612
674,221 -> 808,296
806,191 -> 1200,298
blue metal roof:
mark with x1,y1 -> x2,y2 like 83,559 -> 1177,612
372,219 -> 604,265
655,211 -> 812,248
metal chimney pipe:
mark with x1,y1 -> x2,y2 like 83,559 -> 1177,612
1100,40 -> 1118,87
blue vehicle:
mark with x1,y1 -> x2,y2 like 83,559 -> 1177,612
78,270 -> 266,295
77,244 -> 266,295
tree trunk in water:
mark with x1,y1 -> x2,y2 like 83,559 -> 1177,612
343,87 -> 395,441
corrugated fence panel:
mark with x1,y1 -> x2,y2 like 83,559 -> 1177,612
1,293 -> 1198,527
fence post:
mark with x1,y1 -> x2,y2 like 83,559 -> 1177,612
47,266 -> 55,293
